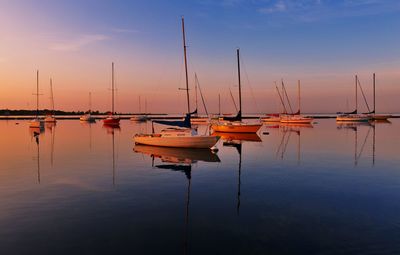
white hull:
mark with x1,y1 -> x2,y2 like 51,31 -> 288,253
134,135 -> 219,149
280,115 -> 313,124
261,117 -> 281,122
130,115 -> 148,122
80,114 -> 96,122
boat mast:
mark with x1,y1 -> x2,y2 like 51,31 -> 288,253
218,94 -> 221,116
298,80 -> 301,114
145,98 -> 147,114
139,95 -> 141,113
373,73 -> 376,113
89,92 -> 92,113
181,16 -> 190,114
195,73 -> 198,112
112,62 -> 115,114
355,75 -> 358,114
50,78 -> 55,115
237,48 -> 242,117
36,70 -> 39,117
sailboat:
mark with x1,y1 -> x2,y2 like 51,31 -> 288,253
369,73 -> 391,121
29,70 -> 44,128
337,75 -> 371,122
44,78 -> 57,123
261,81 -> 281,123
190,73 -> 209,124
103,62 -> 120,126
211,49 -> 262,133
130,96 -> 148,122
80,92 -> 96,122
134,16 -> 220,149
280,80 -> 313,124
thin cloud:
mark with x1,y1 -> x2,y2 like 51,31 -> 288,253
49,34 -> 109,52
258,0 -> 287,13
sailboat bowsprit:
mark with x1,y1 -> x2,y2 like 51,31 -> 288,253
133,16 -> 219,149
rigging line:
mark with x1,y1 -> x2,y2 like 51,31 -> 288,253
276,128 -> 287,159
229,88 -> 238,112
195,74 -> 209,115
281,129 -> 292,160
240,54 -> 260,113
282,80 -> 294,114
275,85 -> 288,114
357,78 -> 371,112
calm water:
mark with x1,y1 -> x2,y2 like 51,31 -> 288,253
1,119 -> 400,255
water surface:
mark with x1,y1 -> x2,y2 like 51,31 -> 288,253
1,119 -> 400,254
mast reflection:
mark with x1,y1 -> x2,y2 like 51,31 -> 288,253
214,131 -> 262,215
133,145 -> 220,254
29,127 -> 44,183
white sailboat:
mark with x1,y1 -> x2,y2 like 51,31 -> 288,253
44,78 -> 57,123
280,80 -> 313,124
130,96 -> 148,122
29,70 -> 44,128
80,92 -> 96,122
337,75 -> 371,122
134,16 -> 220,149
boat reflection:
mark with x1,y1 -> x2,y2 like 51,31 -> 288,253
275,123 -> 312,163
104,125 -> 119,186
30,128 -> 43,184
337,121 -> 374,166
213,132 -> 261,216
134,145 -> 220,164
134,143 -> 220,254
212,132 -> 262,143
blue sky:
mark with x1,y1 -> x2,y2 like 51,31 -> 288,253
0,0 -> 399,113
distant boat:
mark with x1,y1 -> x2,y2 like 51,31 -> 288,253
369,73 -> 391,121
134,16 -> 219,149
279,80 -> 313,124
29,70 -> 44,129
337,75 -> 371,122
261,113 -> 281,123
103,62 -> 120,126
211,49 -> 262,133
80,92 -> 96,122
130,96 -> 148,122
44,78 -> 57,123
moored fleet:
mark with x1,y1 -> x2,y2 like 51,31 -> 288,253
25,17 -> 395,151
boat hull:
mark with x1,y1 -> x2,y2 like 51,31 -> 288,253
103,117 -> 120,126
134,135 -> 219,149
211,123 -> 262,133
336,115 -> 371,122
80,115 -> 96,122
371,114 -> 391,121
280,118 -> 313,124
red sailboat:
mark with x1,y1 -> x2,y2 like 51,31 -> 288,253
103,62 -> 120,126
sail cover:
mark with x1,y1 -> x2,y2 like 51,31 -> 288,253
153,113 -> 192,128
222,110 -> 242,122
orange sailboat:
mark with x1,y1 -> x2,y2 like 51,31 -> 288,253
211,49 -> 262,133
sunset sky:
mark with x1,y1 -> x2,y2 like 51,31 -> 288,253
0,0 -> 399,114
